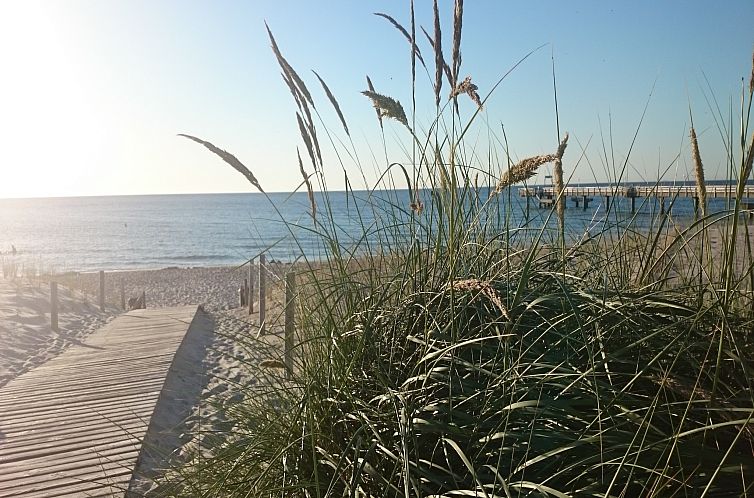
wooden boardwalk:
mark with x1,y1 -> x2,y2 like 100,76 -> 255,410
0,306 -> 198,497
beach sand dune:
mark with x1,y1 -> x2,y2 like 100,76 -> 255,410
0,278 -> 115,387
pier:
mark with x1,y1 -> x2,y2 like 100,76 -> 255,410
519,185 -> 754,214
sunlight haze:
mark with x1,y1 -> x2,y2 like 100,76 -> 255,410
0,0 -> 752,198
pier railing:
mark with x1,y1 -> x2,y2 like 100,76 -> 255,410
519,185 -> 754,199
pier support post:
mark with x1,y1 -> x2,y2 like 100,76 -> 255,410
583,196 -> 590,210
98,271 -> 105,311
605,196 -> 610,211
258,254 -> 266,333
660,197 -> 666,216
573,197 -> 580,208
284,272 -> 296,379
694,197 -> 699,219
51,281 -> 58,332
631,196 -> 636,214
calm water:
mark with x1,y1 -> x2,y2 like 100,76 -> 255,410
0,185 -> 741,273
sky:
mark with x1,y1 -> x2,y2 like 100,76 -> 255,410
0,0 -> 752,199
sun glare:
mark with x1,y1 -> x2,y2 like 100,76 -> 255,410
0,1 -> 107,198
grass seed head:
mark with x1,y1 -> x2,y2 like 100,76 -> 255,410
450,75 -> 482,109
690,126 -> 707,217
451,0 -> 464,87
365,76 -> 383,130
433,0 -> 443,107
493,154 -> 556,193
312,70 -> 349,137
553,133 -> 569,224
297,148 -> 316,221
362,90 -> 409,128
449,278 -> 510,320
374,12 -> 424,66
179,134 -> 264,192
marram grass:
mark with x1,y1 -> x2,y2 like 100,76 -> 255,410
168,4 -> 754,497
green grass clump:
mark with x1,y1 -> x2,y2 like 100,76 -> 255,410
168,3 -> 754,496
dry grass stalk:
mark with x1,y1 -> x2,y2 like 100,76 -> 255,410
690,126 -> 707,217
297,148 -> 316,221
296,112 -> 318,172
745,130 -> 754,180
450,75 -> 482,109
265,23 -> 313,106
366,75 -> 383,130
374,12 -> 424,66
492,154 -> 556,194
410,0 -> 417,87
312,71 -> 349,137
750,47 -> 754,95
449,278 -> 510,321
433,0 -> 443,107
178,134 -> 264,192
362,90 -> 409,128
450,0 -> 463,87
421,26 -> 452,90
553,133 -> 569,223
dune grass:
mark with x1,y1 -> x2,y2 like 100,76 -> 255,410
167,2 -> 754,496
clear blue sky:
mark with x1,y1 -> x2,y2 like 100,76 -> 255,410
0,0 -> 752,198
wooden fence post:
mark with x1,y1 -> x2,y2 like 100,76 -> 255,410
120,277 -> 125,309
258,254 -> 266,332
248,259 -> 254,315
50,281 -> 58,332
141,290 -> 146,309
99,270 -> 105,311
284,271 -> 296,379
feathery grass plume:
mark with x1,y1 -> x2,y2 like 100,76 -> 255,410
265,22 -> 313,107
365,75 -> 383,130
449,75 -> 482,109
553,132 -> 569,224
297,148 -> 316,221
311,71 -> 349,136
449,278 -> 510,321
690,126 -> 707,217
410,200 -> 424,215
280,71 -> 305,113
296,112 -> 318,172
450,0 -> 464,87
492,154 -> 556,194
373,12 -> 424,66
432,0 -> 443,107
421,26 -> 453,90
178,134 -> 264,192
362,90 -> 409,128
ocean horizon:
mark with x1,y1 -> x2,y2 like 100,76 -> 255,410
1,182 -> 748,273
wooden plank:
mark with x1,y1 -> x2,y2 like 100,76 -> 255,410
0,305 -> 198,497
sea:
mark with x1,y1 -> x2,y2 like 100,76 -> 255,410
0,183 -> 746,273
